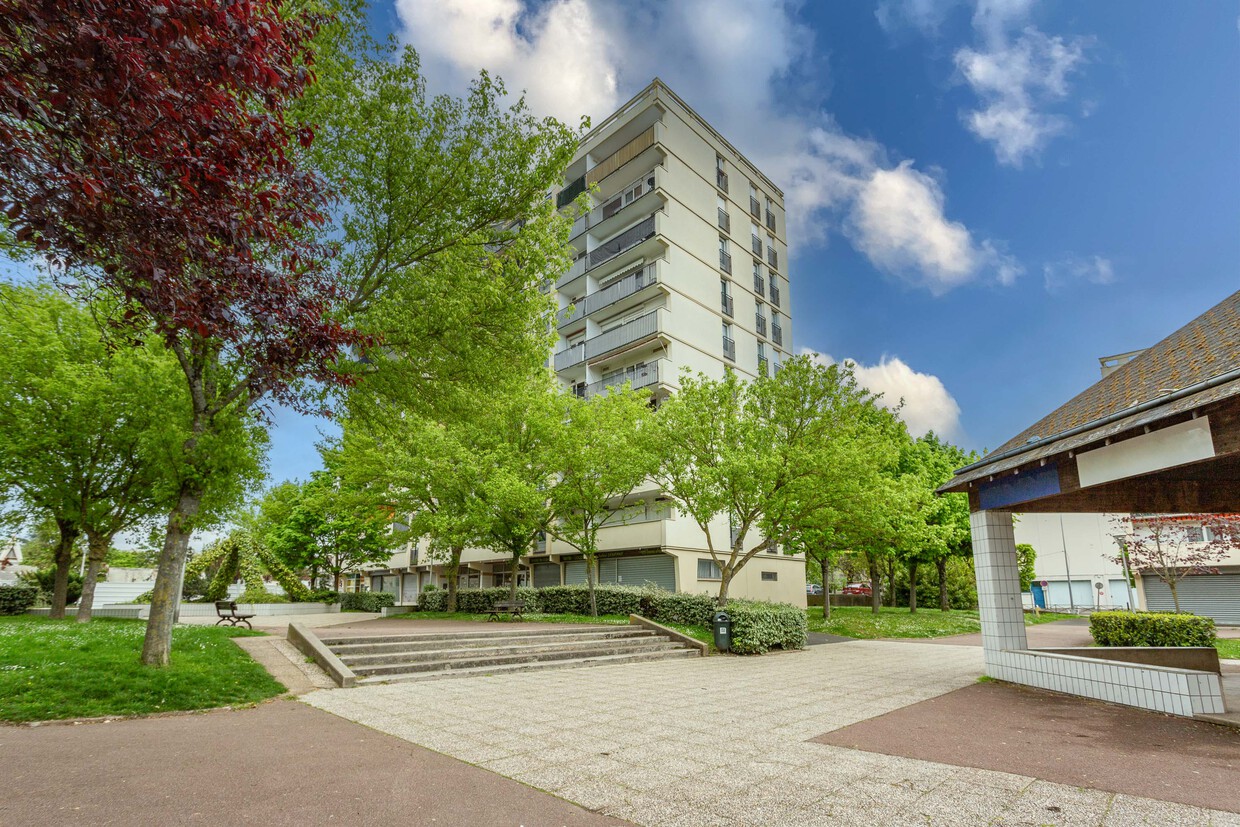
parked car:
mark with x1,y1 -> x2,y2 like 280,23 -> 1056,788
806,584 -> 823,595
841,582 -> 873,596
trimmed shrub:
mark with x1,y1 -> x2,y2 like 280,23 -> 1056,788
0,584 -> 39,615
236,589 -> 289,604
417,589 -> 446,611
307,589 -> 341,605
17,568 -> 84,605
641,590 -> 716,627
727,599 -> 808,654
1090,610 -> 1215,647
339,591 -> 397,612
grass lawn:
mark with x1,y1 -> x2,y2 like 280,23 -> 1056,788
386,611 -> 717,649
1217,638 -> 1240,660
806,606 -> 1080,640
0,616 -> 285,723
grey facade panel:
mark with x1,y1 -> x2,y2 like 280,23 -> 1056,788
533,562 -> 561,588
615,554 -> 676,591
1142,574 -> 1240,624
564,560 -> 588,586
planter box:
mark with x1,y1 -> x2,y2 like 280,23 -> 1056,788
1034,646 -> 1221,675
27,605 -> 146,619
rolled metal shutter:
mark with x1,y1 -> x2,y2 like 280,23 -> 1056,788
533,562 -> 561,588
564,560 -> 588,586
598,559 -> 619,584
616,554 -> 676,591
1142,575 -> 1240,624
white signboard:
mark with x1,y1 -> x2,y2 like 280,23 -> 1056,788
1076,416 -> 1214,488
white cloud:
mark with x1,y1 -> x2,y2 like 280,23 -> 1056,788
1042,254 -> 1115,293
393,0 -> 1019,294
801,349 -> 962,438
955,7 -> 1090,166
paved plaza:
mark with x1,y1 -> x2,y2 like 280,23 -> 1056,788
302,638 -> 1240,826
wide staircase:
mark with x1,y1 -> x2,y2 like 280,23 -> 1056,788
318,624 -> 700,685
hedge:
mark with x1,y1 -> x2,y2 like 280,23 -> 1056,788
727,599 -> 808,654
0,585 -> 39,615
1090,610 -> 1216,647
339,592 -> 397,612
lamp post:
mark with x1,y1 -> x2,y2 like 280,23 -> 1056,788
1058,514 -> 1075,613
1111,533 -> 1136,611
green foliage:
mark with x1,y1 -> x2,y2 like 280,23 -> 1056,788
17,568 -> 83,605
339,592 -> 396,612
307,589 -> 341,605
106,548 -> 159,568
235,589 -> 290,604
894,556 -> 978,610
639,590 -> 717,627
808,606 -> 985,639
0,585 -> 38,615
727,600 -> 808,654
1016,543 -> 1037,591
0,617 -> 281,722
186,530 -> 310,602
1089,611 -> 1216,647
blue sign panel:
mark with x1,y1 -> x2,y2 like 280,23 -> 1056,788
977,462 -> 1061,510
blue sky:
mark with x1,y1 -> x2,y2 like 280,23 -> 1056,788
11,1 -> 1237,485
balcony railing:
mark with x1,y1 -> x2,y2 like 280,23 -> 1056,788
723,336 -> 736,362
554,342 -> 586,371
585,359 -> 664,398
756,315 -> 766,337
571,168 -> 659,240
716,169 -> 729,192
584,309 -> 660,362
557,262 -> 659,328
588,214 -> 657,269
772,324 -> 783,346
719,249 -> 732,274
721,293 -> 734,317
751,236 -> 762,256
765,209 -> 776,232
749,196 -> 761,217
770,283 -> 781,308
717,207 -> 730,233
753,274 -> 765,296
557,175 -> 586,209
767,247 -> 778,270
557,256 -> 587,288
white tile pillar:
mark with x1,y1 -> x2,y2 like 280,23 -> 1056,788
970,510 -> 1028,663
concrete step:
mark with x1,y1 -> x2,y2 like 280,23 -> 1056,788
348,639 -> 686,677
338,634 -> 670,666
355,647 -> 700,685
317,624 -> 626,647
330,628 -> 658,657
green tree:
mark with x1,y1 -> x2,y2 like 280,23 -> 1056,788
653,357 -> 897,605
1016,543 -> 1037,592
549,388 -> 657,616
186,529 -> 309,602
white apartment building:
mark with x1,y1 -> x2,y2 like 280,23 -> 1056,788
368,79 -> 806,607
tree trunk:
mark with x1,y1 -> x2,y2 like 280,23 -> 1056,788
819,555 -> 831,621
716,565 -> 733,607
445,545 -> 463,613
908,558 -> 919,613
886,558 -> 897,608
937,557 -> 949,612
141,484 -> 203,666
867,553 -> 882,615
1167,577 -> 1181,613
586,555 -> 598,617
77,532 -> 111,622
48,523 -> 80,619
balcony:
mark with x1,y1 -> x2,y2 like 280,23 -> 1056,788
765,209 -> 776,232
589,214 -> 657,271
717,207 -> 730,233
767,247 -> 778,270
716,169 -> 729,192
772,324 -> 783,346
756,315 -> 767,337
556,310 -> 663,370
557,175 -> 586,209
571,167 -> 661,243
721,293 -> 734,317
719,249 -> 732,274
753,273 -> 765,296
555,342 -> 586,371
557,261 -> 660,329
770,283 -> 781,308
723,336 -> 736,362
749,196 -> 761,217
751,236 -> 762,256
585,359 -> 666,398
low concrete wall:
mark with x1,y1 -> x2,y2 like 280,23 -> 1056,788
27,605 -> 147,619
988,648 -> 1224,718
629,614 -> 707,656
287,622 -> 356,688
381,605 -> 418,617
1035,646 -> 1221,676
176,602 -> 339,618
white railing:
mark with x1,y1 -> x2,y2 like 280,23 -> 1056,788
585,359 -> 665,398
557,262 -> 660,328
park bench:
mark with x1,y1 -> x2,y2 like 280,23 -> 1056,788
487,600 -> 526,621
214,600 -> 256,630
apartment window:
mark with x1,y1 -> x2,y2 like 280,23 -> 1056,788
749,182 -> 761,217
698,559 -> 722,580
750,222 -> 762,256
756,303 -> 767,338
758,341 -> 768,375
1184,524 -> 1205,543
719,236 -> 732,273
752,261 -> 765,296
716,155 -> 728,192
761,571 -> 777,581
765,196 -> 776,231
767,233 -> 778,270
722,322 -> 735,362
720,279 -> 734,317
717,196 -> 730,233
771,310 -> 783,346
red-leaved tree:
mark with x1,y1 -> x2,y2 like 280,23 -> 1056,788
1112,514 -> 1240,613
0,0 -> 363,663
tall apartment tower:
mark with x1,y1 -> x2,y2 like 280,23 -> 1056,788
364,79 -> 806,606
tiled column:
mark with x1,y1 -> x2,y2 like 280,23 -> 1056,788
970,510 -> 1028,664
